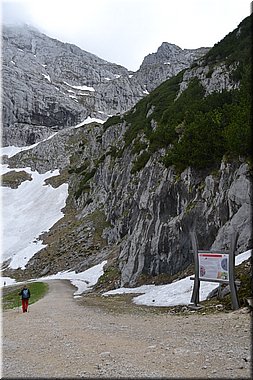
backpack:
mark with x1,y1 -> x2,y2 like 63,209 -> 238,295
23,289 -> 29,299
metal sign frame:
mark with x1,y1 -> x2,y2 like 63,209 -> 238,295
189,231 -> 240,310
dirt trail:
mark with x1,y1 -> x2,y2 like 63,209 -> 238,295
2,280 -> 251,378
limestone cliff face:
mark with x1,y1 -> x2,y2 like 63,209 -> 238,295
70,123 -> 251,286
177,61 -> 240,98
134,42 -> 210,93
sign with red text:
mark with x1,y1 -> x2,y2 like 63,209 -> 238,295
198,252 -> 229,281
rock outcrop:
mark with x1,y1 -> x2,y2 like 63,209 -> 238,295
134,42 -> 209,93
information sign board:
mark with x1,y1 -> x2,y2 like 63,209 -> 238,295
189,231 -> 239,310
198,252 -> 229,281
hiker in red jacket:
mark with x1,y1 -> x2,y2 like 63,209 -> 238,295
19,284 -> 31,312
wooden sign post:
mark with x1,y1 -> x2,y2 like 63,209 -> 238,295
189,231 -> 240,310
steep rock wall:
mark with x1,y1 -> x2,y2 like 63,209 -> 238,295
67,122 -> 252,286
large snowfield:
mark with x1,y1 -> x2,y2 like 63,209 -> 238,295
0,120 -> 252,307
1,165 -> 68,269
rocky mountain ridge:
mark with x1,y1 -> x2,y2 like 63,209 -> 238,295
135,42 -> 209,92
2,24 -> 209,146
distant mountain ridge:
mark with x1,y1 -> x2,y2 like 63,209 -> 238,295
2,24 -> 209,146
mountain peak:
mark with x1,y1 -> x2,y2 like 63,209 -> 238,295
159,41 -> 182,51
140,42 -> 209,68
135,42 -> 209,92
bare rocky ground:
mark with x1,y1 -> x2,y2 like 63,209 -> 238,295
2,280 -> 252,379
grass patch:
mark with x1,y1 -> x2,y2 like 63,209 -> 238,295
2,282 -> 49,310
74,168 -> 97,199
78,293 -> 173,316
85,210 -> 111,245
44,169 -> 69,188
95,265 -> 121,292
1,170 -> 32,188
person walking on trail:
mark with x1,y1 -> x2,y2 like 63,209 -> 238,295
19,284 -> 31,313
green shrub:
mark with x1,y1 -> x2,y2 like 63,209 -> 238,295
132,140 -> 148,154
75,168 -> 97,198
131,151 -> 151,173
103,115 -> 122,130
203,15 -> 251,66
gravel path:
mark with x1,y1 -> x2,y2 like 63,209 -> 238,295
2,280 -> 251,378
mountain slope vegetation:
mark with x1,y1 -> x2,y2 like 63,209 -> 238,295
103,15 -> 251,173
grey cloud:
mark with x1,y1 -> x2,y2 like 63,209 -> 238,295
2,1 -> 32,25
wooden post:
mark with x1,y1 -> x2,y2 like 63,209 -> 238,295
190,231 -> 200,306
229,232 -> 239,310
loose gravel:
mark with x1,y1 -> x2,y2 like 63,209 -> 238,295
2,280 -> 251,378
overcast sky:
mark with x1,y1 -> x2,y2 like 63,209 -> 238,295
1,0 -> 251,71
